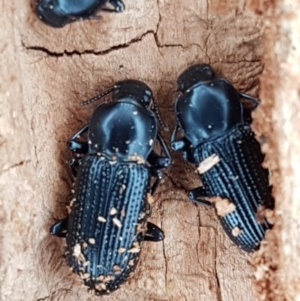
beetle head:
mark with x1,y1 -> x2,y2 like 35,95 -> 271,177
177,64 -> 215,93
112,80 -> 153,107
36,0 -> 71,28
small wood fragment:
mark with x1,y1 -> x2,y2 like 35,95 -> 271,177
197,154 -> 220,174
110,207 -> 117,215
128,247 -> 140,253
113,217 -> 122,228
232,226 -> 241,237
98,216 -> 106,223
88,238 -> 95,245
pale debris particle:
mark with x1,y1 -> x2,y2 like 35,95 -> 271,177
88,238 -> 96,245
133,242 -> 140,248
98,216 -> 106,223
88,139 -> 92,144
128,260 -> 134,266
128,154 -> 145,164
208,197 -> 236,216
81,273 -> 90,279
110,207 -> 117,215
103,275 -> 115,282
71,189 -> 75,193
70,198 -> 76,207
253,264 -> 269,281
113,265 -> 122,274
256,205 -> 275,225
147,193 -> 154,204
96,283 -> 107,291
120,209 -> 126,217
82,242 -> 88,249
66,205 -> 72,214
125,140 -> 131,144
113,217 -> 122,228
128,247 -> 140,253
232,226 -> 242,237
197,154 -> 220,174
118,247 -> 126,253
133,111 -> 138,115
137,223 -> 147,233
83,261 -> 90,267
73,244 -> 85,262
149,139 -> 153,146
97,275 -> 104,281
138,212 -> 146,220
119,184 -> 126,194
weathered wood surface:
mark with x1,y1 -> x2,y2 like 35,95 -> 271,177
249,1 -> 300,301
0,1 -> 264,300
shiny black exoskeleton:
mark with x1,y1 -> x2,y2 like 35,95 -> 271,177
51,80 -> 171,294
171,64 -> 274,252
36,0 -> 125,28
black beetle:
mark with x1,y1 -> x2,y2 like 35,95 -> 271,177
170,64 -> 274,252
36,0 -> 125,28
51,80 -> 171,294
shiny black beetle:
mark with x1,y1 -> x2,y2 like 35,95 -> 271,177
36,0 -> 125,28
51,80 -> 171,294
171,64 -> 274,252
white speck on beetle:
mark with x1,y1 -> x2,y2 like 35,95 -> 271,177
113,217 -> 122,228
110,207 -> 117,215
73,244 -> 85,262
133,111 -> 138,115
98,216 -> 106,223
149,139 -> 153,146
88,238 -> 95,244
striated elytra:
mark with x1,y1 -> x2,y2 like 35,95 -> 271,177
171,63 -> 274,252
51,80 -> 170,294
36,0 -> 125,28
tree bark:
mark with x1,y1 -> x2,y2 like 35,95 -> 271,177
249,1 -> 300,301
0,1 -> 266,300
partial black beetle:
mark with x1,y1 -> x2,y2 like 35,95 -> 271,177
36,0 -> 125,28
171,64 -> 274,252
51,80 -> 171,294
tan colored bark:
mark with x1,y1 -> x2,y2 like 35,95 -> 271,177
249,1 -> 300,301
0,0 -> 265,300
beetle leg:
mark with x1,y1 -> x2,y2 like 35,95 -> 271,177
170,124 -> 191,151
101,0 -> 125,12
239,92 -> 260,110
147,132 -> 171,168
188,187 -> 213,207
144,222 -> 164,242
68,124 -> 89,154
50,216 -> 69,238
150,169 -> 163,194
182,148 -> 198,164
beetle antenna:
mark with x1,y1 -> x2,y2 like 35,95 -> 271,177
151,97 -> 169,131
80,87 -> 115,106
